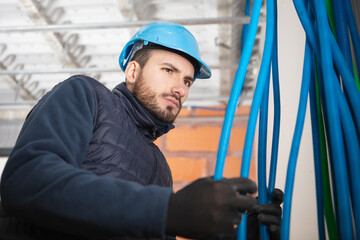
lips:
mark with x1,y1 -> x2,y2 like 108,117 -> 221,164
164,97 -> 179,108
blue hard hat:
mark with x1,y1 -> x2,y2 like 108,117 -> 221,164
119,22 -> 211,79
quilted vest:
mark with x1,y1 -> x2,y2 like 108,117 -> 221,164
81,78 -> 174,188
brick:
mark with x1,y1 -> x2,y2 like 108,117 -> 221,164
228,127 -> 247,151
222,156 -> 256,181
166,126 -> 247,152
176,106 -> 251,118
166,126 -> 219,151
193,105 -> 251,117
177,108 -> 191,118
222,156 -> 242,178
167,157 -> 207,182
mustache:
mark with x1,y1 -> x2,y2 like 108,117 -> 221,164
161,93 -> 181,106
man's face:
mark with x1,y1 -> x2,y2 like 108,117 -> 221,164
128,49 -> 195,123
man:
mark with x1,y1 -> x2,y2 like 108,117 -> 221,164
0,22 -> 282,239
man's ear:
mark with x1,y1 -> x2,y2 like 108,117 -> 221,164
125,61 -> 141,88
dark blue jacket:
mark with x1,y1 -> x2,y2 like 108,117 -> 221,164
0,75 -> 174,239
82,77 -> 173,186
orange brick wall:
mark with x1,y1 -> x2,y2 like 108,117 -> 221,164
155,106 -> 257,192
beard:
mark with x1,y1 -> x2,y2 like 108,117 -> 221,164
132,71 -> 181,124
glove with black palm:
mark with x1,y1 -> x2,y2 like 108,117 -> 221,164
246,188 -> 283,240
166,177 -> 258,240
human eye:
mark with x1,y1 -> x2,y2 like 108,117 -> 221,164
184,79 -> 193,87
163,67 -> 173,74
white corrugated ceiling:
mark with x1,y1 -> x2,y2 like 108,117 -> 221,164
0,0 -> 266,152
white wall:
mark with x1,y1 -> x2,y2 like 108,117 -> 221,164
271,1 -> 318,239
0,157 -> 6,178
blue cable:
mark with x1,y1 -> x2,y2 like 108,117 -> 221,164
214,0 -> 263,180
267,0 -> 280,201
344,0 -> 360,77
292,0 -> 320,53
258,67 -> 270,240
241,0 -> 251,51
308,50 -> 326,240
329,33 -> 360,138
332,0 -> 353,71
333,74 -> 360,238
313,44 -> 342,237
293,5 -> 358,236
237,215 -> 247,240
280,39 -> 312,240
307,4 -> 326,238
313,0 -> 354,238
237,0 -> 275,237
240,0 -> 274,179
213,2 -> 264,239
294,0 -> 360,132
213,1 -> 359,239
296,4 -> 344,231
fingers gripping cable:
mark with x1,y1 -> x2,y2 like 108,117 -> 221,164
165,177 -> 257,240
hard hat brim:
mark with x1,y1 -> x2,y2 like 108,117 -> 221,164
119,39 -> 211,79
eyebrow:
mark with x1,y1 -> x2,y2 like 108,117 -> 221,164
161,62 -> 195,82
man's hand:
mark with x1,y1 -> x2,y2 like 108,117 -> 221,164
258,188 -> 283,239
166,177 -> 257,240
247,188 -> 283,240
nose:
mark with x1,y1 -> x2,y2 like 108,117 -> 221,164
171,79 -> 187,99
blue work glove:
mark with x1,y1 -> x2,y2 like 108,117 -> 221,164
246,188 -> 283,240
166,177 -> 257,240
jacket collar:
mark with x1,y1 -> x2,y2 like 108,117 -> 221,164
113,82 -> 174,141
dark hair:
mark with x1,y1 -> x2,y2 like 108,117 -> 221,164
131,48 -> 152,68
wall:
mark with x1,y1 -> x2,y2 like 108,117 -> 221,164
273,1 -> 318,239
0,157 -> 6,177
155,106 -> 256,192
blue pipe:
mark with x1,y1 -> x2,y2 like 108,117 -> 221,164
333,74 -> 360,238
237,215 -> 247,240
292,0 -> 319,53
329,33 -> 360,138
214,0 -> 263,180
291,2 -> 351,238
313,47 -> 342,236
258,67 -> 270,240
267,0 -> 280,201
293,6 -> 358,233
299,1 -> 359,237
240,0 -> 274,179
332,0 -> 353,71
238,0 -> 274,237
307,4 -> 326,238
241,0 -> 251,51
280,39 -> 312,240
294,0 -> 360,145
344,0 -> 360,77
213,2 -> 264,239
313,0 -> 354,238
296,0 -> 360,138
308,52 -> 326,240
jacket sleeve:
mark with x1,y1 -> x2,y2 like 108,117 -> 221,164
0,75 -> 173,238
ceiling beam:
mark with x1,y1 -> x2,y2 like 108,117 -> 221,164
116,0 -> 138,21
0,63 -> 263,75
0,61 -> 36,101
17,0 -> 79,68
0,16 -> 262,33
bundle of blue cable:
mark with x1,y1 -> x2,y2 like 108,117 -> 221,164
214,0 -> 360,239
214,0 -> 279,239
288,0 -> 360,239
